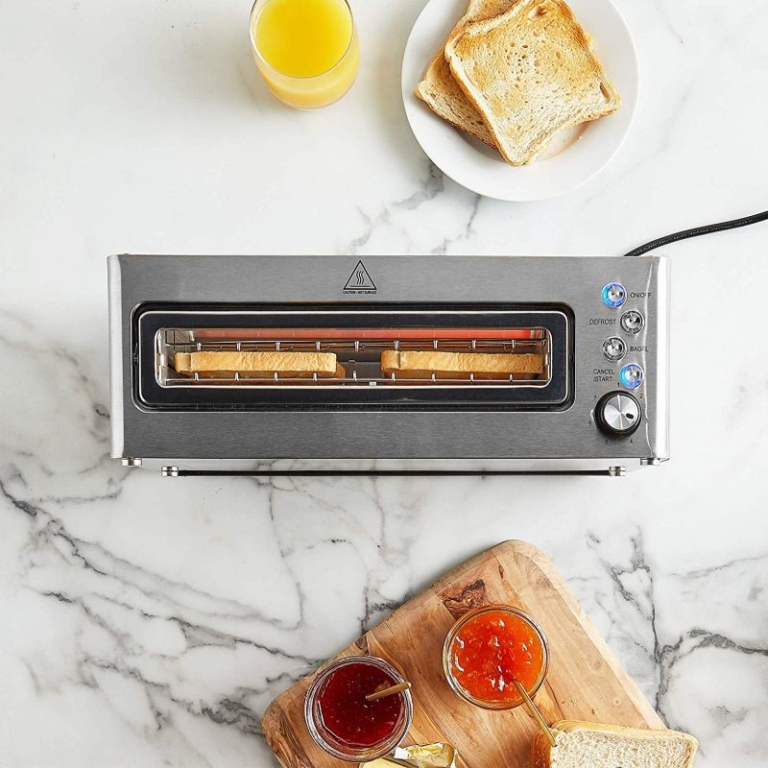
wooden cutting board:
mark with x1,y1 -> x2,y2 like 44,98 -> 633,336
262,540 -> 664,768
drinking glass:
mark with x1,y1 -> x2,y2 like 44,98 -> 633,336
250,0 -> 360,109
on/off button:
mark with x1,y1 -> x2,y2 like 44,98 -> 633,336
602,282 -> 627,308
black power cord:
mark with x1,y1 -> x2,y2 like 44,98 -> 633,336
623,209 -> 768,258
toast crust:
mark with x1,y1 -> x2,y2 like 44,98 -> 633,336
415,0 -> 517,148
416,52 -> 499,149
446,0 -> 622,165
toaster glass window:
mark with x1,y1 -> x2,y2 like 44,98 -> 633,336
135,305 -> 572,410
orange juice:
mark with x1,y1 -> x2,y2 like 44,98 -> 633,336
250,0 -> 360,109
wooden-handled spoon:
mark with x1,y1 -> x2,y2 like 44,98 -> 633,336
365,681 -> 412,702
513,679 -> 556,747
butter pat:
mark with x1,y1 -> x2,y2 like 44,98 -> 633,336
361,743 -> 458,768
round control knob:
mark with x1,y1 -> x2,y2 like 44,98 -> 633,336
595,391 -> 641,437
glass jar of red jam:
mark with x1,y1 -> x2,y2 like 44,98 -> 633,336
442,604 -> 549,710
304,656 -> 414,761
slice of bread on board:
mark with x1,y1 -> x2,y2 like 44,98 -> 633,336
173,351 -> 344,378
415,0 -> 518,148
531,721 -> 698,768
445,0 -> 622,165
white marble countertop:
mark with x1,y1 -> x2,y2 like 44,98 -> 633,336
1,0 -> 767,766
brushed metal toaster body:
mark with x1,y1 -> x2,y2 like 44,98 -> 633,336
108,255 -> 670,476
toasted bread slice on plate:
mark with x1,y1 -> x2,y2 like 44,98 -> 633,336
531,721 -> 698,768
445,0 -> 621,165
415,0 -> 518,148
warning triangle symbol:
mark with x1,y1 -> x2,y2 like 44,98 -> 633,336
344,260 -> 377,290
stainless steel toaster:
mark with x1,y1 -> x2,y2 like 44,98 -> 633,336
108,255 -> 669,476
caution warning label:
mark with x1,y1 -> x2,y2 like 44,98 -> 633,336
343,260 -> 377,294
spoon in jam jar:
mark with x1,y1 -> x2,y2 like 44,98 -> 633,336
366,681 -> 412,702
442,604 -> 557,745
512,678 -> 557,746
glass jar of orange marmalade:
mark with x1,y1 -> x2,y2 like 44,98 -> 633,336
442,605 -> 549,709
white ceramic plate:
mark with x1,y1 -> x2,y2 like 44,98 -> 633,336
401,0 -> 639,201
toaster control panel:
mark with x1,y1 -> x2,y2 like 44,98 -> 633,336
593,277 -> 653,437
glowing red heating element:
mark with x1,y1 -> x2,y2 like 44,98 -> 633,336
194,327 -> 542,340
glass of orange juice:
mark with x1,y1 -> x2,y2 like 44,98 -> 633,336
250,0 -> 360,109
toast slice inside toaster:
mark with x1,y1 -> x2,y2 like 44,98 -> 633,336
381,350 -> 545,379
173,351 -> 345,379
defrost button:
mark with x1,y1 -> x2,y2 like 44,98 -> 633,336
621,310 -> 644,334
